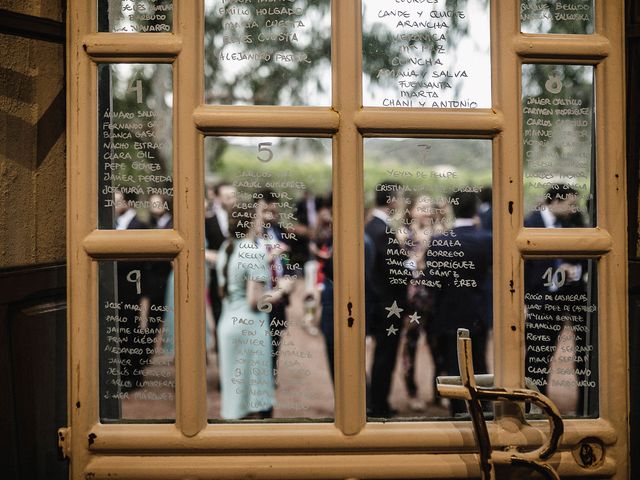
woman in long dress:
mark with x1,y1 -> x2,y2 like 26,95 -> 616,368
216,206 -> 292,419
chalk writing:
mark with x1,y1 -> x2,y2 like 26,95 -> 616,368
99,261 -> 176,421
99,0 -> 173,33
205,0 -> 331,105
521,0 -> 594,34
98,64 -> 173,230
363,0 -> 491,108
522,64 -> 594,226
524,259 -> 598,417
205,136 -> 333,420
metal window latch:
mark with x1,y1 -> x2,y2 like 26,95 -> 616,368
436,329 -> 564,480
58,427 -> 71,459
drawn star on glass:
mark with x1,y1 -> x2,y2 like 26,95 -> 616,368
385,300 -> 404,319
409,312 -> 421,324
386,324 -> 398,336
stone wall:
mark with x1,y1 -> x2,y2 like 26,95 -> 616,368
0,1 -> 66,268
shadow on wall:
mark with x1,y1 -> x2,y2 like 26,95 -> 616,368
0,29 -> 66,269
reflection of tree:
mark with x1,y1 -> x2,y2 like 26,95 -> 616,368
205,0 -> 491,104
204,0 -> 490,169
206,138 -> 333,198
205,0 -> 331,104
100,64 -> 173,226
109,65 -> 173,178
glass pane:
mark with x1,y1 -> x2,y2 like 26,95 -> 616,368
98,0 -> 173,33
204,136 -> 333,421
364,138 -> 493,420
521,0 -> 594,35
204,0 -> 331,105
98,64 -> 173,230
99,260 -> 175,422
524,258 -> 598,417
362,0 -> 491,108
523,64 -> 595,228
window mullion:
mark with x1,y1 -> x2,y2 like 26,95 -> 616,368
596,0 -> 629,473
332,0 -> 366,435
174,0 -> 207,437
68,1 -> 99,478
492,0 -> 524,398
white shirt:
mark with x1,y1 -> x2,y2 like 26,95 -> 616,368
306,196 -> 317,229
453,218 -> 477,228
116,208 -> 137,230
215,205 -> 229,238
371,208 -> 391,225
156,213 -> 172,229
540,207 -> 560,228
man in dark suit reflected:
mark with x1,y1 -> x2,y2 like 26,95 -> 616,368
365,181 -> 409,417
524,184 -> 588,402
113,190 -> 150,392
205,182 -> 236,328
425,190 -> 492,416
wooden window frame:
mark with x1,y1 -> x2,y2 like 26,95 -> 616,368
66,1 -> 629,478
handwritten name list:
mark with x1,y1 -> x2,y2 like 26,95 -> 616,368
363,0 -> 491,108
521,0 -> 594,34
101,0 -> 173,32
522,64 -> 594,222
99,64 -> 173,229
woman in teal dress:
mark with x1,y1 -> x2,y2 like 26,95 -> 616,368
216,207 -> 292,419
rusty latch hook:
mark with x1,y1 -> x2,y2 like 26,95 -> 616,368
436,329 -> 564,480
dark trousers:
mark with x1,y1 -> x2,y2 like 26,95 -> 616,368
524,291 -> 594,414
270,302 -> 288,375
369,307 -> 402,416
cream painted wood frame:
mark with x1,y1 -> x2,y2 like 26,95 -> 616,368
66,0 -> 629,478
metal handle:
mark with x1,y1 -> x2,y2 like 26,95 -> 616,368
436,329 -> 564,480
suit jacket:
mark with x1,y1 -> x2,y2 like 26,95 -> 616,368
116,214 -> 149,305
205,214 -> 228,314
523,209 -> 586,297
289,196 -> 320,265
425,226 -> 492,334
294,196 -> 320,227
126,215 -> 148,230
524,210 -> 545,228
364,216 -> 409,307
205,214 -> 227,252
147,215 -> 173,306
524,210 -> 553,294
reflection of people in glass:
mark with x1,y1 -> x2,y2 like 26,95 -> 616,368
147,194 -> 173,356
365,182 -> 409,417
112,190 -> 153,392
479,186 -> 492,232
303,194 -> 332,335
525,184 -> 582,230
114,189 -> 148,230
524,184 -> 589,407
149,193 -> 173,229
257,189 -> 293,361
291,191 -> 319,267
318,194 -> 375,383
205,182 -> 237,330
425,191 -> 492,416
398,194 -> 435,411
314,195 -> 334,378
216,207 -> 292,419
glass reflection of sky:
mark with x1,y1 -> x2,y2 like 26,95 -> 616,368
363,0 -> 491,108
